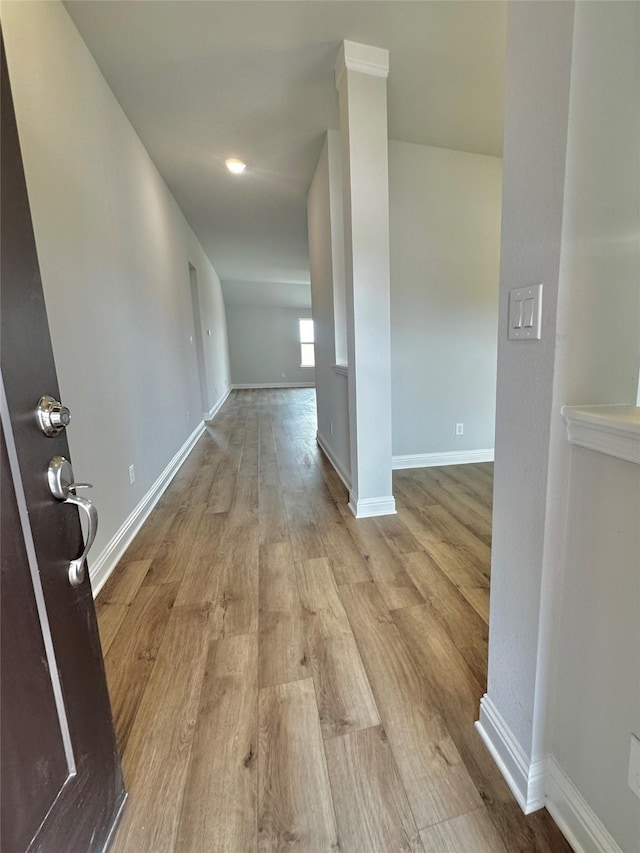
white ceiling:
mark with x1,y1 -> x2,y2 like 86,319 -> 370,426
64,1 -> 506,289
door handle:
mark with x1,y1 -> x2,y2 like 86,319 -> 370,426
47,456 -> 98,587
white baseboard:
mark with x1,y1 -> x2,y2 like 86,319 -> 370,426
316,432 -> 396,518
392,449 -> 494,469
316,430 -> 351,491
475,695 -> 546,814
204,387 -> 231,421
348,493 -> 397,519
89,420 -> 206,597
232,382 -> 315,390
476,698 -> 624,851
546,757 -> 623,853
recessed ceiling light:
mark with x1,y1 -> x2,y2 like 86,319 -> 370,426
226,158 -> 246,174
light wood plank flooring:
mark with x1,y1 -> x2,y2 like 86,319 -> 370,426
98,389 -> 571,852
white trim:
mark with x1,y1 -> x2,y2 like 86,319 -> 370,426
204,387 -> 231,422
317,434 -> 397,519
348,493 -> 397,519
90,420 -> 205,597
316,430 -> 351,491
333,363 -> 348,377
562,405 -> 640,464
546,757 -> 623,853
335,40 -> 390,88
475,695 -> 546,814
392,449 -> 494,469
232,382 -> 315,390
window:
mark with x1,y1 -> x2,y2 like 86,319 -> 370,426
299,318 -> 315,367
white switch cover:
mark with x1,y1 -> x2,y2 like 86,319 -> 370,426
628,733 -> 640,801
508,284 -> 543,340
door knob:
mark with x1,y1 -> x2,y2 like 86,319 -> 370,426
48,456 -> 98,587
37,395 -> 71,436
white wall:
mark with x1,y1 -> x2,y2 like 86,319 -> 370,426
546,3 -> 640,849
483,0 -> 575,764
225,303 -> 315,387
307,134 -> 350,483
552,445 -> 640,852
309,131 -> 502,480
2,1 -> 231,578
553,0 -> 640,408
483,2 -> 640,847
389,140 -> 502,459
221,279 -> 312,312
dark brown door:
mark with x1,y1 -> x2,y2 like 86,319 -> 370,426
0,34 -> 126,852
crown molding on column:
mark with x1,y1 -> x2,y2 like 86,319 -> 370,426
335,40 -> 390,89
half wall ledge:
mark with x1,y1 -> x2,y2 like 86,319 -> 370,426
561,404 -> 640,464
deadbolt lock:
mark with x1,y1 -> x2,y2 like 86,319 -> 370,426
37,395 -> 71,436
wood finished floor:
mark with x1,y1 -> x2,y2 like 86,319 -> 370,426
97,389 -> 572,853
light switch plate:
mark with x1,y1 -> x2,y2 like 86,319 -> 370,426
508,283 -> 543,340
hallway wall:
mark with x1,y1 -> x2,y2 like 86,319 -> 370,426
2,1 -> 231,588
225,303 -> 315,387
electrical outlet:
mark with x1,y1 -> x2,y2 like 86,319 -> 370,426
128,464 -> 135,485
456,423 -> 464,436
281,372 -> 286,378
207,329 -> 212,336
628,733 -> 640,801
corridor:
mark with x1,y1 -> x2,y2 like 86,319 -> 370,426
97,389 -> 570,852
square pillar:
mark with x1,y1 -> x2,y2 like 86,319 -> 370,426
335,41 -> 395,518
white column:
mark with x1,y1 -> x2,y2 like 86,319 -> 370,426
335,41 -> 395,518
